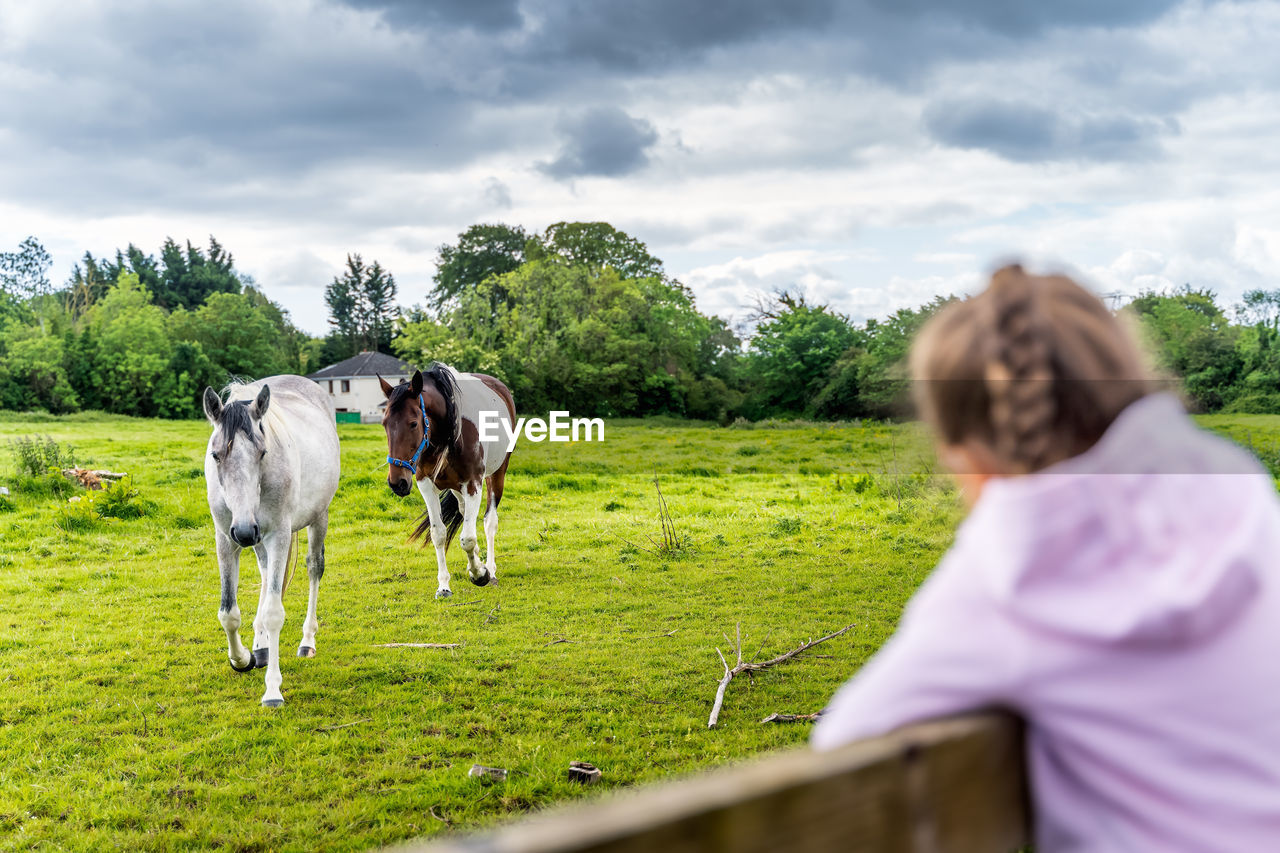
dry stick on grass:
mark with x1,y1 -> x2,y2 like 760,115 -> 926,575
483,604 -> 501,625
707,623 -> 855,729
649,475 -> 683,553
372,643 -> 461,649
760,712 -> 823,724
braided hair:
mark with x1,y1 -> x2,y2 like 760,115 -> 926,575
911,264 -> 1152,474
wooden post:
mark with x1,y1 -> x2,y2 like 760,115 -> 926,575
394,713 -> 1030,853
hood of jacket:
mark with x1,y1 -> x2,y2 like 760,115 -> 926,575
958,393 -> 1273,646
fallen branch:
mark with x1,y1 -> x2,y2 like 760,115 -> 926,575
61,468 -> 127,490
317,717 -> 372,732
372,643 -> 461,649
483,604 -> 501,625
760,712 -> 823,724
707,623 -> 854,729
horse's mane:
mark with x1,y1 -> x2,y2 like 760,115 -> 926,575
388,362 -> 460,453
424,363 -> 460,450
225,381 -> 293,453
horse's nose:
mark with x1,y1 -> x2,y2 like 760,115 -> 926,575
389,478 -> 411,497
231,522 -> 259,547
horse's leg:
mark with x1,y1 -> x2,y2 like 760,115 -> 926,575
249,542 -> 271,668
415,479 -> 453,599
298,512 -> 327,658
216,530 -> 253,671
483,469 -> 506,581
459,480 -> 490,587
257,530 -> 291,707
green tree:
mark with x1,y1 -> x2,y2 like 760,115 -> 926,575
155,341 -> 220,419
64,252 -> 115,320
398,257 -> 736,418
0,236 -> 53,333
0,325 -> 78,413
1128,287 -> 1243,411
535,222 -> 667,282
744,292 -> 860,417
169,292 -> 284,380
430,223 -> 529,311
154,236 -> 241,310
324,254 -> 398,360
86,273 -> 171,416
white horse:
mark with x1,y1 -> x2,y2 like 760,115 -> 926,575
203,375 -> 340,707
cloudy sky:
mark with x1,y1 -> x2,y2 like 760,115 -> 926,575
2,0 -> 1279,334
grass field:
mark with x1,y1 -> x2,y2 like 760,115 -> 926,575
0,409 -> 1275,851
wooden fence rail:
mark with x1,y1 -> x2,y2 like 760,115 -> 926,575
395,713 -> 1030,853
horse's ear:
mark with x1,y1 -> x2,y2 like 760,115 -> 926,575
203,387 -> 222,423
251,385 -> 270,419
410,370 -> 423,396
378,375 -> 394,398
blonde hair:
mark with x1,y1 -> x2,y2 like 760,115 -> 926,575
910,264 -> 1153,474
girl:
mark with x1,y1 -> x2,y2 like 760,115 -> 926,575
811,265 -> 1280,850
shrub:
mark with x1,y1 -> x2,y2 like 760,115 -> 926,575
10,471 -> 75,499
95,477 -> 156,520
7,435 -> 75,478
56,499 -> 99,532
1222,392 -> 1280,414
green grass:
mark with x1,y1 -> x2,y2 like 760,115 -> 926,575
2,411 -> 1270,851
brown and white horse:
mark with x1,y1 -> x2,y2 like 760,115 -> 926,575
379,363 -> 516,598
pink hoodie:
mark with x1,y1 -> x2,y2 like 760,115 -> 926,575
811,394 -> 1280,851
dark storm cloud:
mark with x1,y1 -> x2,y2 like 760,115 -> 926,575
342,0 -> 523,31
0,1 -> 527,215
540,108 -> 659,179
922,98 -> 1175,162
864,0 -> 1184,36
524,0 -> 838,69
519,0 -> 1187,76
0,0 -> 1211,219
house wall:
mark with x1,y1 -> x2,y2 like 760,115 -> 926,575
314,375 -> 409,422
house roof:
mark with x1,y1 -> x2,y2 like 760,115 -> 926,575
307,351 -> 415,380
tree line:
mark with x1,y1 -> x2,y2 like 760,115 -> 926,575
1,225 -> 1278,420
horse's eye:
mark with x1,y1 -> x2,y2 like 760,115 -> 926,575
211,451 -> 221,463
408,421 -> 417,429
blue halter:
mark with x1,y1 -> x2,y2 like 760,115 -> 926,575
387,393 -> 430,472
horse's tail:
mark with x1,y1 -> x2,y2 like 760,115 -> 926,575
409,491 -> 463,549
282,530 -> 299,596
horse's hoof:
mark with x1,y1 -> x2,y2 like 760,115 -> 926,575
297,646 -> 316,659
229,655 -> 255,673
436,588 -> 453,600
469,571 -> 491,587
252,648 -> 269,669
261,698 -> 284,708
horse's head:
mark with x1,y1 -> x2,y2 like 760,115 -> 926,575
204,385 -> 270,547
380,366 -> 457,497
